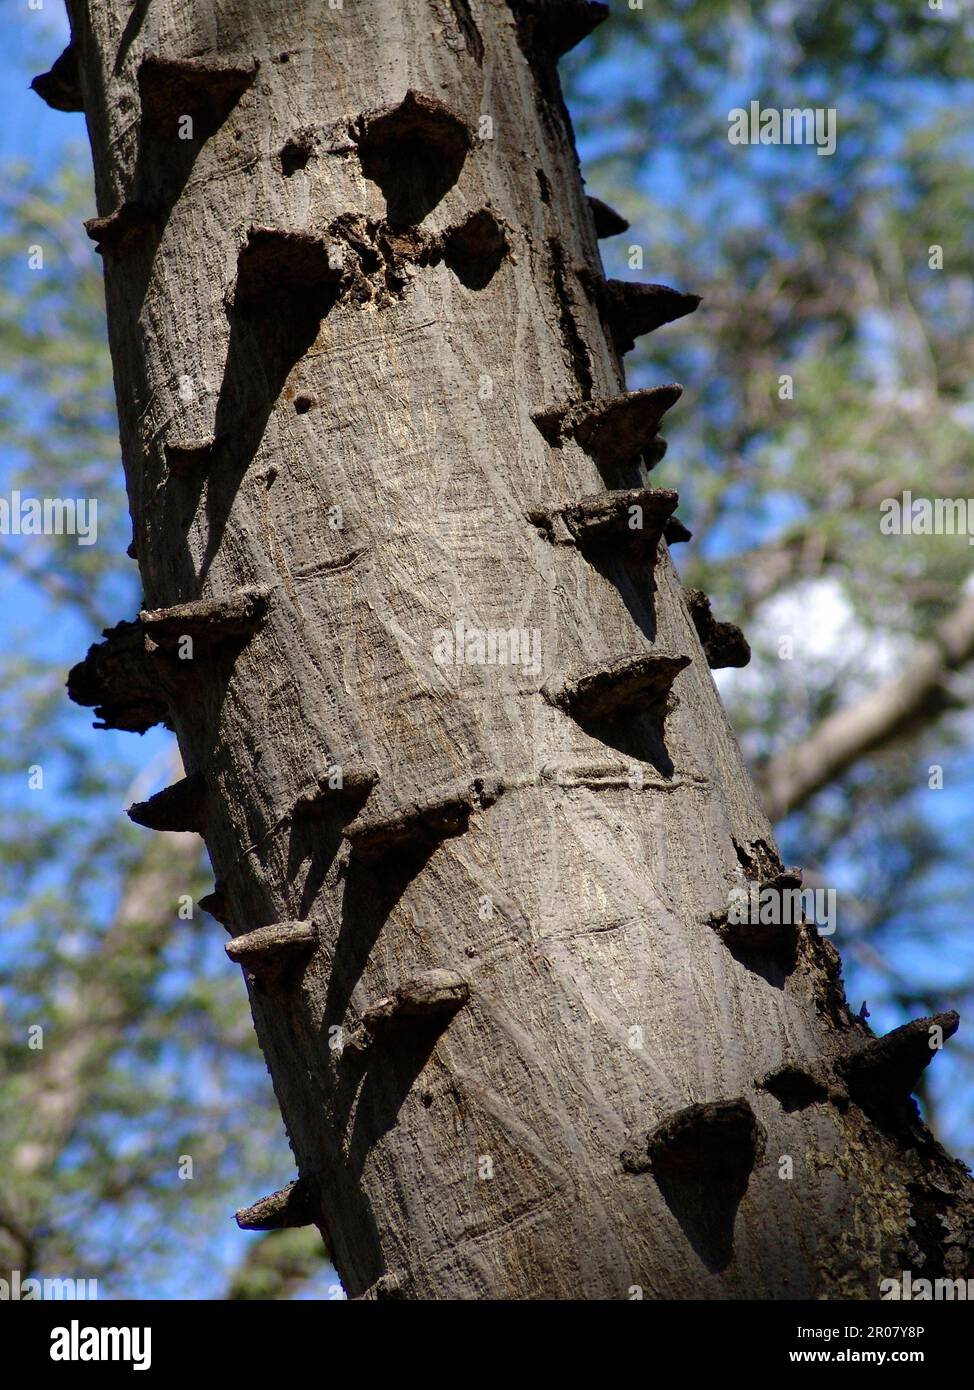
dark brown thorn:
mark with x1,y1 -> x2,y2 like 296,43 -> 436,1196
511,0 -> 609,59
140,586 -> 270,653
685,589 -> 751,669
839,1012 -> 960,1117
225,921 -> 316,983
127,773 -> 205,834
440,207 -> 510,289
708,867 -> 804,954
356,89 -> 471,164
164,436 -> 221,477
533,387 -> 683,471
233,228 -> 342,311
664,515 -> 692,546
600,279 -> 701,354
235,1176 -> 318,1231
30,43 -> 82,112
294,764 -> 379,816
587,196 -> 629,238
67,619 -> 170,734
624,1098 -> 765,1178
84,202 -> 156,255
759,1064 -> 830,1112
137,53 -> 258,132
543,652 -> 690,722
198,885 -> 230,926
530,487 -> 678,555
344,969 -> 470,1054
345,776 -> 501,861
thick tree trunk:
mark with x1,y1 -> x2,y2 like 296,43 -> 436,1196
58,0 -> 973,1298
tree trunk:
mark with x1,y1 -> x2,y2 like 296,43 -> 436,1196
57,0 -> 973,1298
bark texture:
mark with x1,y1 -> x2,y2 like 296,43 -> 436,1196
60,0 -> 974,1298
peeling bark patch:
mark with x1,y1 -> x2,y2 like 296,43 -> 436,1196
685,589 -> 751,669
236,1176 -> 319,1231
547,237 -> 594,397
128,773 -> 206,834
441,208 -> 511,289
137,53 -> 258,139
838,1012 -> 960,1130
355,90 -> 472,226
30,42 -> 82,112
67,619 -> 171,734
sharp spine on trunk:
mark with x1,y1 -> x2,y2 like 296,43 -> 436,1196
623,1098 -> 765,1176
140,586 -> 270,653
533,386 -> 683,471
67,618 -> 171,733
137,53 -> 258,131
294,764 -> 379,816
198,885 -> 230,926
235,1176 -> 318,1232
30,42 -> 82,112
709,866 -> 804,953
225,920 -> 317,982
664,515 -> 692,545
343,969 -> 470,1054
345,776 -> 501,860
839,1012 -> 960,1115
511,0 -> 609,59
759,1064 -> 831,1111
685,589 -> 751,669
164,436 -> 222,477
543,652 -> 690,722
127,773 -> 206,834
84,202 -> 157,255
233,228 -> 343,311
587,196 -> 629,238
529,487 -> 678,556
599,279 -> 702,355
356,89 -> 472,161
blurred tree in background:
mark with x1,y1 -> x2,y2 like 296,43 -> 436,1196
1,0 -> 972,1296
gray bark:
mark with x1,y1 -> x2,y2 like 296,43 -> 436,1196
57,0 -> 973,1298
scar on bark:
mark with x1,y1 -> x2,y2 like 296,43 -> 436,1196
838,1012 -> 959,1130
235,1175 -> 319,1231
128,773 -> 206,834
225,920 -> 317,986
529,487 -> 678,560
622,1098 -> 765,1273
345,776 -> 502,861
343,969 -> 470,1055
532,386 -> 681,477
685,589 -> 751,669
354,90 -> 472,226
